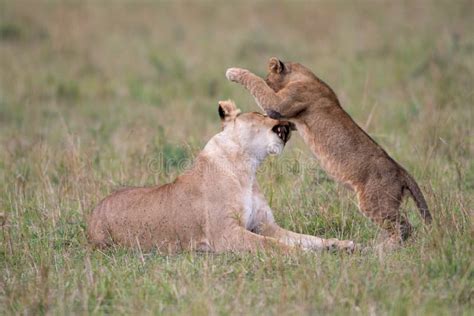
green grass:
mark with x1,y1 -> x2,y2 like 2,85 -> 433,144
0,1 -> 473,315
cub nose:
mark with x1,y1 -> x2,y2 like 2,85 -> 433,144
266,110 -> 283,119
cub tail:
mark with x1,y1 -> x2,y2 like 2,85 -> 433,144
404,171 -> 432,224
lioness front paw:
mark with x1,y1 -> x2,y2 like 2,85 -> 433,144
325,238 -> 355,253
226,68 -> 248,83
337,240 -> 355,253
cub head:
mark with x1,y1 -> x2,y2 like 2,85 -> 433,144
265,57 -> 316,92
218,100 -> 296,159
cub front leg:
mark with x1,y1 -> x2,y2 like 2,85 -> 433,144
226,68 -> 285,116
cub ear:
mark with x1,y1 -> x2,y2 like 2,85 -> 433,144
268,57 -> 285,74
218,100 -> 241,122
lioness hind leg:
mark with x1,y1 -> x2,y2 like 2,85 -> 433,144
357,185 -> 413,242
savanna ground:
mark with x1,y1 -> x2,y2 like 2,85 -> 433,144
0,1 -> 473,315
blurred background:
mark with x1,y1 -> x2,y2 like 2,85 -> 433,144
1,1 -> 473,314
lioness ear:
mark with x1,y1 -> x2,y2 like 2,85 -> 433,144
218,100 -> 241,123
268,57 -> 285,74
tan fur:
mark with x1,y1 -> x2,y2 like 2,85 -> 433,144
87,100 -> 354,253
226,59 -> 432,242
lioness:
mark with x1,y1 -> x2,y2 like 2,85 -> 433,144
226,59 -> 432,243
87,100 -> 354,253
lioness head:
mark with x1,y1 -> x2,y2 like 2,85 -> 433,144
218,100 -> 296,158
265,57 -> 316,92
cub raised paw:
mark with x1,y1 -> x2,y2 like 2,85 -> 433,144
226,67 -> 249,83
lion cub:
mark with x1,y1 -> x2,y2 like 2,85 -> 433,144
88,100 -> 354,253
226,59 -> 432,243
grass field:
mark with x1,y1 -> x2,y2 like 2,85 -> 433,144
1,1 -> 473,314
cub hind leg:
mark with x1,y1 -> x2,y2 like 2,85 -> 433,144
87,215 -> 112,249
356,181 -> 413,243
